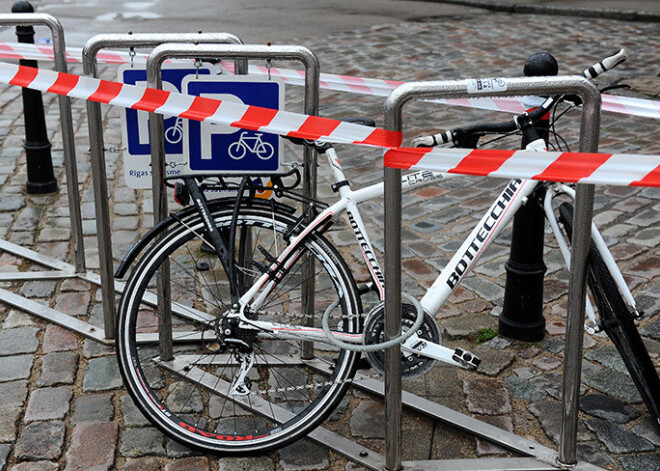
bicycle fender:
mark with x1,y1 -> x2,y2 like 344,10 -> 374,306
114,198 -> 296,279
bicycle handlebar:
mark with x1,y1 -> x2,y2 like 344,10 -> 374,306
411,49 -> 627,148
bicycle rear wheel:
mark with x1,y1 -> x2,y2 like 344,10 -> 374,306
559,202 -> 660,432
116,202 -> 362,453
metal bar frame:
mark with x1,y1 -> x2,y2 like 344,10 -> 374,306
383,75 -> 601,471
0,13 -> 102,341
144,43 -> 320,357
81,32 -> 245,339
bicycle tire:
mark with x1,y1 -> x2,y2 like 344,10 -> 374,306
256,142 -> 275,160
228,141 -> 246,160
559,202 -> 660,432
116,202 -> 362,453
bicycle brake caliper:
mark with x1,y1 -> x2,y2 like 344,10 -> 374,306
229,351 -> 256,396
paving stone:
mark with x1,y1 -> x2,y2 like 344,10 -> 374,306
480,336 -> 510,349
532,356 -> 561,371
618,453 -> 660,471
120,395 -> 151,427
474,415 -> 513,456
119,458 -> 161,471
42,325 -> 80,352
576,441 -> 616,469
165,381 -> 204,414
279,438 -> 329,471
0,381 -> 28,409
584,345 -> 627,373
472,346 -> 514,376
0,445 -> 9,471
0,354 -> 34,382
38,352 -> 79,387
217,456 -> 276,471
630,418 -> 660,447
528,400 -> 590,445
0,327 -> 40,355
2,310 -> 38,328
119,427 -> 166,457
464,379 -> 511,415
82,337 -> 114,358
164,457 -> 209,471
541,337 -> 564,354
461,276 -> 504,302
24,386 -> 73,422
64,421 -> 118,471
349,400 -> 385,438
0,195 -> 25,211
0,406 -> 21,442
18,280 -> 57,298
14,421 -> 66,461
584,419 -> 654,453
505,375 -> 547,403
54,291 -> 91,318
441,312 -> 497,338
10,462 -> 59,471
82,355 -> 123,391
584,369 -> 642,404
579,394 -> 640,423
71,393 -> 114,425
641,318 -> 660,340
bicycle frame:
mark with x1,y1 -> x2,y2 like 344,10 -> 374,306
233,144 -> 638,369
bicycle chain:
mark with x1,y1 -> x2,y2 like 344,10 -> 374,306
254,372 -> 382,396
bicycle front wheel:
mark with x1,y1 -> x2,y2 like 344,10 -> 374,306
559,202 -> 660,432
116,203 -> 362,454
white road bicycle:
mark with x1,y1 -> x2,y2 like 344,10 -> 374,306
114,49 -> 659,454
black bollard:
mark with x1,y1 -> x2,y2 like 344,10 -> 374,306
498,52 -> 558,342
12,0 -> 58,194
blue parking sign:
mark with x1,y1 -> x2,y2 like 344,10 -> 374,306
119,64 -> 212,188
183,76 -> 283,174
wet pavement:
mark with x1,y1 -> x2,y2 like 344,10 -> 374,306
0,6 -> 659,471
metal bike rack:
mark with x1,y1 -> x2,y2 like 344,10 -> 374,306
0,13 -> 96,338
383,75 -> 603,470
144,43 -> 320,357
82,33 -> 245,339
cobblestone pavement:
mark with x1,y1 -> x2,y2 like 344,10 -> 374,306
0,10 -> 659,471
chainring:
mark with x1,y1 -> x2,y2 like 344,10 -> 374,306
363,301 -> 441,378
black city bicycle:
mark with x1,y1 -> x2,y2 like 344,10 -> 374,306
113,49 -> 659,454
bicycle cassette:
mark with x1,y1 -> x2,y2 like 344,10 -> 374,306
363,301 -> 441,378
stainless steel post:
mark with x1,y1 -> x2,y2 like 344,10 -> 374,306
384,75 -> 600,470
0,13 -> 85,273
558,89 -> 601,466
82,32 -> 244,340
146,43 -> 320,358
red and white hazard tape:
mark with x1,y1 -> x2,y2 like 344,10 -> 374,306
384,147 -> 660,187
0,61 -> 401,148
1,41 -> 658,120
1,60 -> 658,188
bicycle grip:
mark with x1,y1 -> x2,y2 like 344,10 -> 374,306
411,131 -> 453,147
582,49 -> 627,79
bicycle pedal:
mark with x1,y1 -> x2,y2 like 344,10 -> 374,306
453,348 -> 481,370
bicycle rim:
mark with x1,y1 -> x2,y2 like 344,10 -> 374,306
559,202 -> 660,432
116,204 -> 362,453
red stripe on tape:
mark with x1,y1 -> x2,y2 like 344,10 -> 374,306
534,152 -> 611,183
231,106 -> 278,131
360,128 -> 402,148
47,72 -> 79,95
293,116 -> 340,140
134,87 -> 170,113
9,64 -> 38,87
449,149 -> 515,176
89,79 -> 123,103
631,164 -> 660,187
180,96 -> 221,121
384,148 -> 432,170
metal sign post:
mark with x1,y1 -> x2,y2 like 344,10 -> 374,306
145,42 -> 320,358
81,32 -> 245,339
384,75 -> 602,470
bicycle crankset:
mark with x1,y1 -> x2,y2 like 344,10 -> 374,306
363,301 -> 441,378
